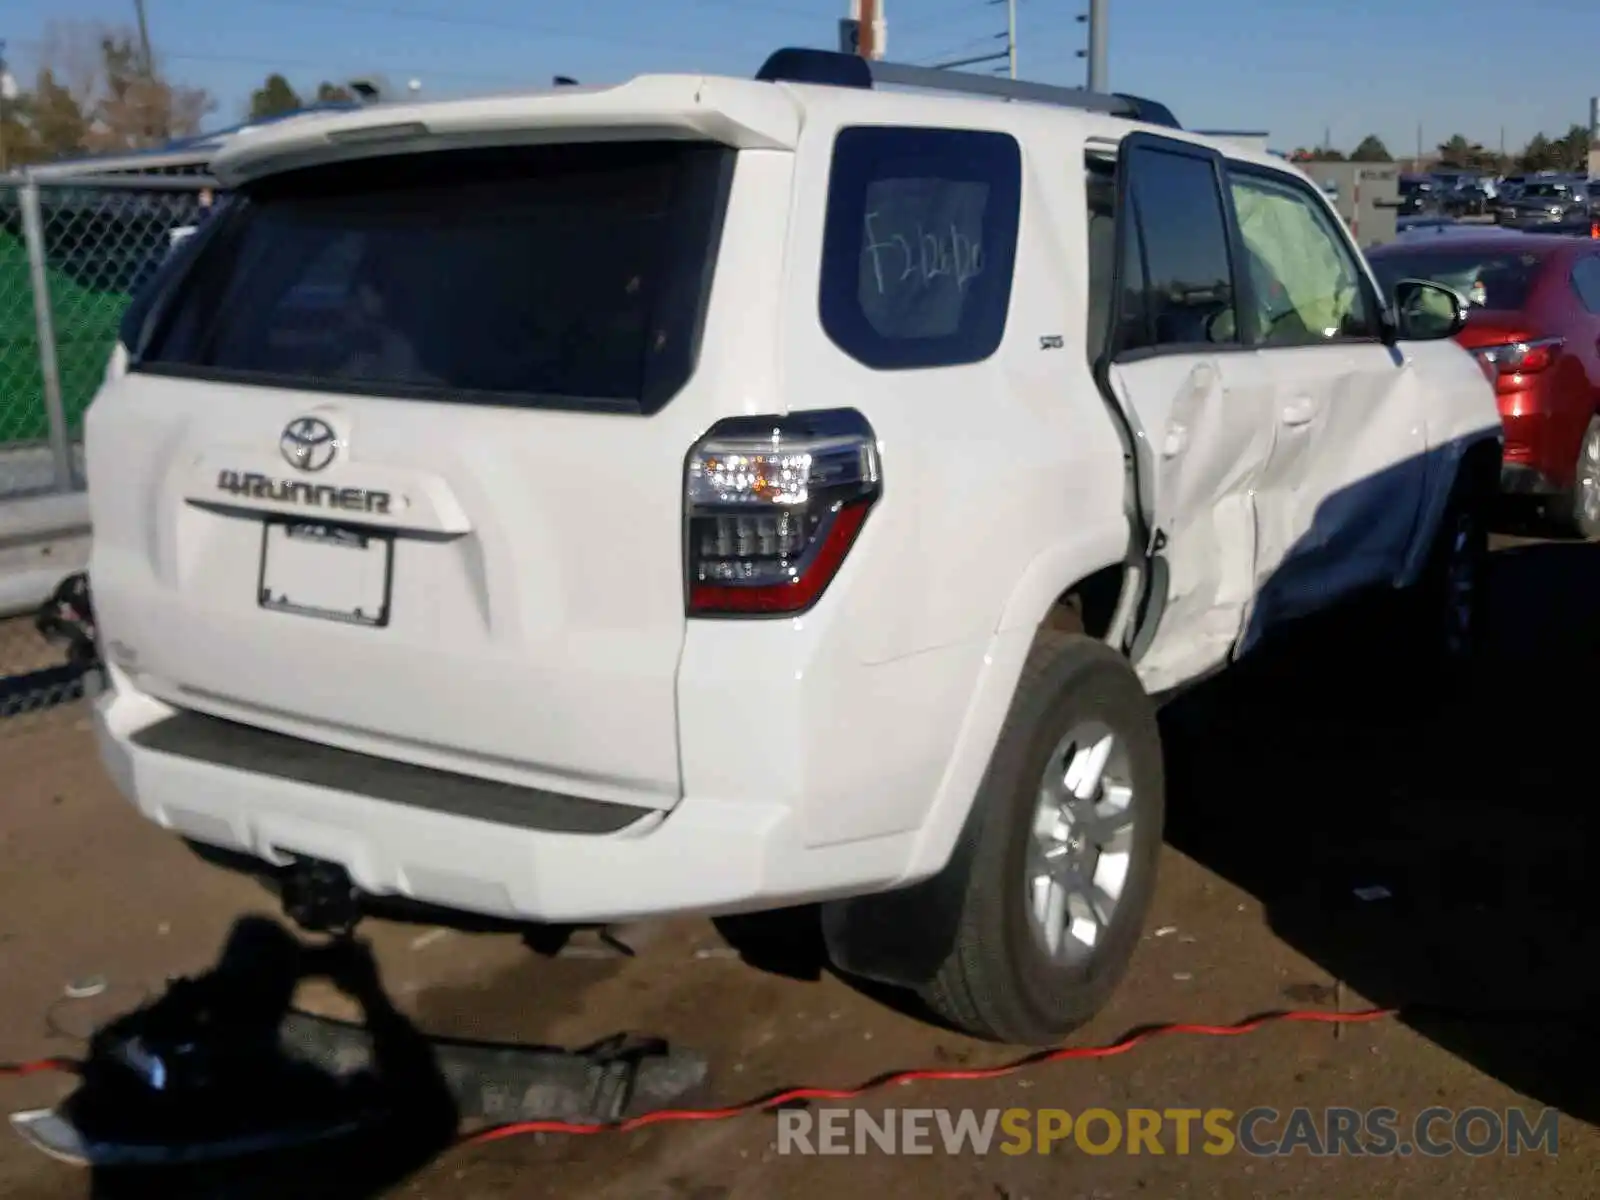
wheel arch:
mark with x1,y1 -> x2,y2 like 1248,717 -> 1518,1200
1400,429 -> 1503,587
995,531 -> 1142,653
1459,430 -> 1505,501
823,545 -> 1147,991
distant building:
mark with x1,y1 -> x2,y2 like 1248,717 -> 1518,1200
1296,161 -> 1400,248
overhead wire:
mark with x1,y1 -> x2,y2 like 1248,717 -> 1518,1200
248,0 -> 789,58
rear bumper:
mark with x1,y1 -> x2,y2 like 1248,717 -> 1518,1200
1496,389 -> 1588,494
93,680 -> 924,924
1500,462 -> 1560,495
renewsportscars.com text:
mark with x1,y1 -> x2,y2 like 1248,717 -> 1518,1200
775,1106 -> 1560,1157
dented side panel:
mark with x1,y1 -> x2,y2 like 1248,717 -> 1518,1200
1108,353 -> 1276,694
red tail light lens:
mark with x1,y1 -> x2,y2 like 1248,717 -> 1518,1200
685,409 -> 881,616
1471,336 -> 1563,390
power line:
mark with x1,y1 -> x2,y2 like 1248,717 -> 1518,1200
8,0 -> 790,91
163,49 -> 530,86
690,0 -> 831,23
913,0 -> 1014,78
248,0 -> 776,58
3,38 -> 534,87
930,49 -> 1008,70
916,32 -> 1004,65
892,0 -> 1002,39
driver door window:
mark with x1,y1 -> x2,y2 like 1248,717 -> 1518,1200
1228,171 -> 1379,347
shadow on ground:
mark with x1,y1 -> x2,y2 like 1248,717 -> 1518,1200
25,912 -> 708,1200
1161,539 -> 1600,1125
59,917 -> 459,1199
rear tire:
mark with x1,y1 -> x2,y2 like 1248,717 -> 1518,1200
918,631 -> 1164,1045
1550,416 -> 1600,540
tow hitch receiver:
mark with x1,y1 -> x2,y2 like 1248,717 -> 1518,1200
279,856 -> 361,935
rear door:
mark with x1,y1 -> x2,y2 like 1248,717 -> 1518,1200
1099,133 -> 1278,695
1219,161 -> 1428,637
87,140 -> 741,813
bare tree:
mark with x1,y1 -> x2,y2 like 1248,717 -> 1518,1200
35,18 -> 214,153
31,69 -> 88,158
34,20 -> 102,117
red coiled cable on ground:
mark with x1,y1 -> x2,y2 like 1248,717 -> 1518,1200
0,1057 -> 80,1078
465,1005 -> 1398,1144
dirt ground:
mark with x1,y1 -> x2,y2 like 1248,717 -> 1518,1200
1,533 -> 1598,1198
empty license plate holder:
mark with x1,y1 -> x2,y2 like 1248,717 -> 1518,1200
258,520 -> 393,627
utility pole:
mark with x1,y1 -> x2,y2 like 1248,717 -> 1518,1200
1007,0 -> 1017,78
1086,0 -> 1107,93
856,0 -> 878,60
133,0 -> 153,76
987,0 -> 1017,77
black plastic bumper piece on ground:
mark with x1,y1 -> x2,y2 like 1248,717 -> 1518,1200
0,571 -> 102,723
279,1016 -> 710,1126
11,918 -> 710,1168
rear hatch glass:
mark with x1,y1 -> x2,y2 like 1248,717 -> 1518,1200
1368,247 -> 1547,311
130,141 -> 734,415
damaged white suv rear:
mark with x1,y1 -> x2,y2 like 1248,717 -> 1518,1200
85,49 -> 1501,1044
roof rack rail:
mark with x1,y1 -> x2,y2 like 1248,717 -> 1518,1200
754,47 -> 1180,129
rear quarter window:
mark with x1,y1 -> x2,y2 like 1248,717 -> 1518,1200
819,126 -> 1022,370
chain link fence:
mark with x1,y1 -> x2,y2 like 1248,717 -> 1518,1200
1,171 -> 215,497
2,165 -> 214,731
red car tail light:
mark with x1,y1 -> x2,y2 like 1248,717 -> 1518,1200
1471,336 -> 1563,391
685,409 -> 881,617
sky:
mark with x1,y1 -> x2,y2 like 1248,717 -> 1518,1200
0,0 -> 1596,156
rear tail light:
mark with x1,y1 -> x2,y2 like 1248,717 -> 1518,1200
1471,336 -> 1563,390
685,409 -> 881,616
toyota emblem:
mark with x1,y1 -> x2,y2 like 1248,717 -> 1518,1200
280,416 -> 339,472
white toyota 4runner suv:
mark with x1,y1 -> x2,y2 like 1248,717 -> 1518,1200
84,50 -> 1501,1044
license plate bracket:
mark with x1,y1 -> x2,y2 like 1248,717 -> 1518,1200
257,520 -> 393,627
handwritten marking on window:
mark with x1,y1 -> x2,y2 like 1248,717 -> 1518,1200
863,211 -> 984,295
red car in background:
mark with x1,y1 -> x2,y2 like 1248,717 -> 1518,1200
1368,232 -> 1600,537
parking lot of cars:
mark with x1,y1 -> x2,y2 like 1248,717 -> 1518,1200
1399,169 -> 1599,236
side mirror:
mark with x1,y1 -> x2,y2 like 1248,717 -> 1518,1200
1391,277 -> 1469,341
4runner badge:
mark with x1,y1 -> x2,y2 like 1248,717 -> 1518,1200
214,469 -> 394,515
